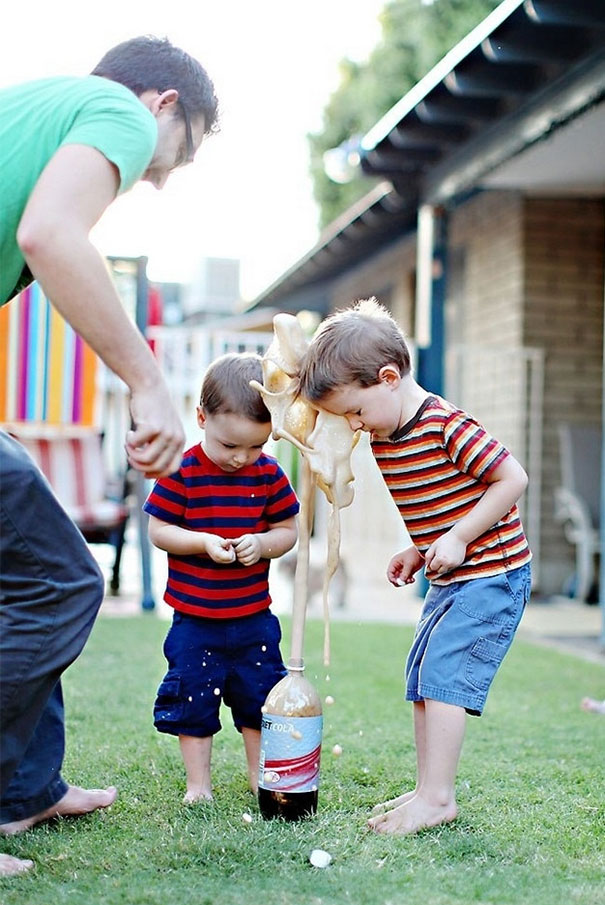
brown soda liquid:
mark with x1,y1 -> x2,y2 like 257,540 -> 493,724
258,666 -> 323,821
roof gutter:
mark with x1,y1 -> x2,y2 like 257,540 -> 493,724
361,0 -> 526,152
423,49 -> 605,204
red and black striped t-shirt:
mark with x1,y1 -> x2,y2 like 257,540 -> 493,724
144,444 -> 299,618
371,396 -> 531,585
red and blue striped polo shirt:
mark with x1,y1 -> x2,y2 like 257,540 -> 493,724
371,395 -> 531,585
144,444 -> 299,618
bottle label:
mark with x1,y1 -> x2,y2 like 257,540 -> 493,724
258,714 -> 323,793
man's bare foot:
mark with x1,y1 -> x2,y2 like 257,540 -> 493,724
0,853 -> 34,876
581,697 -> 605,715
0,785 -> 117,836
183,788 -> 213,804
367,794 -> 458,835
371,789 -> 416,815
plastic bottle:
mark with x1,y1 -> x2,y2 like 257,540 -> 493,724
258,660 -> 323,820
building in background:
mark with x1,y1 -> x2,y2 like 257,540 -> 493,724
248,0 -> 605,612
181,256 -> 242,324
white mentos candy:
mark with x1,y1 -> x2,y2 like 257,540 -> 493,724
309,849 -> 332,868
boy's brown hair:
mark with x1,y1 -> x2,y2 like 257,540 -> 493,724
200,353 -> 270,423
298,297 -> 412,402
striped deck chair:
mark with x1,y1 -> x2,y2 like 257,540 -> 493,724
4,423 -> 130,595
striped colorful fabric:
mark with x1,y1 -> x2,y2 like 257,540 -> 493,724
0,284 -> 97,425
144,444 -> 300,618
4,423 -> 128,531
371,395 -> 531,585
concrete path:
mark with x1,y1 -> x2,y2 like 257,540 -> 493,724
94,534 -> 604,666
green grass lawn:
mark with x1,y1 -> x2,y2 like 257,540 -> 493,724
2,614 -> 604,905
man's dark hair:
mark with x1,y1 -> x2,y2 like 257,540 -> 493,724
200,353 -> 270,423
91,35 -> 219,134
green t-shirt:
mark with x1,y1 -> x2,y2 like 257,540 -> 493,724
0,75 -> 157,304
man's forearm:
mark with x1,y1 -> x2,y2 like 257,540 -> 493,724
23,232 -> 163,394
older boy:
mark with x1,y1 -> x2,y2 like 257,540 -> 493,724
298,298 -> 531,835
145,354 -> 299,801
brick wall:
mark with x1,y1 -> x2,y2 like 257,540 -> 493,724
447,192 -> 526,442
447,192 -> 532,517
316,193 -> 604,598
523,197 -> 604,594
448,191 -> 604,594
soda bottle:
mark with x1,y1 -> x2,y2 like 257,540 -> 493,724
258,659 -> 323,820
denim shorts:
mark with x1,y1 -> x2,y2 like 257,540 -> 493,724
154,608 -> 286,737
405,563 -> 531,716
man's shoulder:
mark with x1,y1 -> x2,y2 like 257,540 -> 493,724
2,75 -> 141,106
73,75 -> 146,106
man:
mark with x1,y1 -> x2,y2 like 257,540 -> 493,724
0,36 -> 219,876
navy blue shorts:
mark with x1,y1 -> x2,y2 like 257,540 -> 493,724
405,563 -> 531,716
154,608 -> 286,737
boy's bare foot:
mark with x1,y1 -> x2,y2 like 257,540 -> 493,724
0,785 -> 117,836
0,853 -> 34,876
183,788 -> 213,804
581,697 -> 605,714
367,794 -> 458,835
371,789 -> 416,815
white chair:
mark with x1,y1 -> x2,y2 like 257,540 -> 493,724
554,423 -> 601,602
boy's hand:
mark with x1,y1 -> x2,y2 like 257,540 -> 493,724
205,535 -> 236,564
424,531 -> 466,577
233,534 -> 262,566
387,546 -> 425,586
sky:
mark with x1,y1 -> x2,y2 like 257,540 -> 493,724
3,1 -> 386,300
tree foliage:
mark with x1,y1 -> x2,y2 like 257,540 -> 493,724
308,0 -> 500,229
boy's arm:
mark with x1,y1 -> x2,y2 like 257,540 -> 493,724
147,516 -> 236,563
425,454 -> 528,577
232,516 -> 298,567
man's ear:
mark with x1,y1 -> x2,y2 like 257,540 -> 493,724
147,88 -> 180,116
377,364 -> 401,387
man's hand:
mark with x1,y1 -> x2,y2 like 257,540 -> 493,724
387,546 -> 425,586
233,534 -> 262,566
424,531 -> 467,578
126,385 -> 185,478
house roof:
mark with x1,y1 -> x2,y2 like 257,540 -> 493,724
252,0 -> 605,312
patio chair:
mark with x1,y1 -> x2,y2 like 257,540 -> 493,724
4,423 -> 130,595
554,422 -> 602,603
